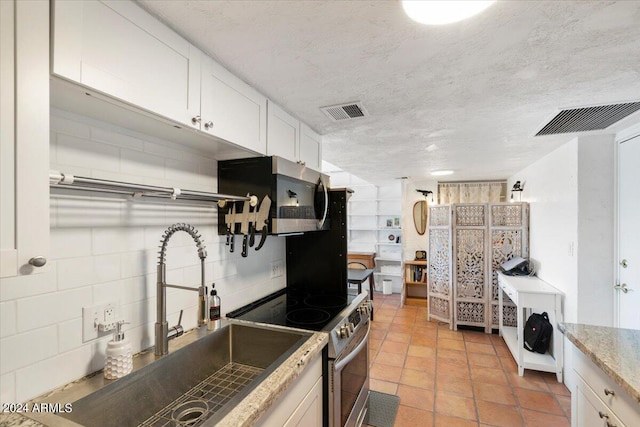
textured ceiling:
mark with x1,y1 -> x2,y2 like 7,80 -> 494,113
136,0 -> 640,184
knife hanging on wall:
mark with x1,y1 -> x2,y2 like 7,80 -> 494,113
240,199 -> 251,257
254,195 -> 271,251
228,203 -> 236,253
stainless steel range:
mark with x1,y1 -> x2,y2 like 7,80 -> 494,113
325,291 -> 371,427
227,289 -> 371,427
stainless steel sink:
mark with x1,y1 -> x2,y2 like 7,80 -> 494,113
30,322 -> 310,427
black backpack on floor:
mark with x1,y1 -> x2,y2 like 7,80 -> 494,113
524,312 -> 553,354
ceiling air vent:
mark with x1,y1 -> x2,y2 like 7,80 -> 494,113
536,102 -> 640,136
320,102 -> 368,122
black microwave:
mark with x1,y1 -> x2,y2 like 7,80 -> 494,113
217,156 -> 330,235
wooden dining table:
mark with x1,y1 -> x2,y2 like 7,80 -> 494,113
347,268 -> 375,319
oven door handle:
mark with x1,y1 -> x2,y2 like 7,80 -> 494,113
334,321 -> 370,372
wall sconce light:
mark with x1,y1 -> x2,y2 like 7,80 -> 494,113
510,181 -> 523,202
416,189 -> 434,203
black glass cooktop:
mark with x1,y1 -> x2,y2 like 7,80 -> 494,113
226,288 -> 355,331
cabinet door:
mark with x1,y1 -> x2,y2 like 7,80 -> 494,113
0,0 -> 49,277
283,377 -> 322,427
267,101 -> 300,162
51,0 -> 200,128
200,58 -> 267,154
574,376 -> 625,427
299,123 -> 322,170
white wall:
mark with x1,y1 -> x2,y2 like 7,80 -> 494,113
0,109 -> 286,403
402,179 -> 438,261
509,140 -> 580,322
509,135 -> 615,326
508,133 -> 616,392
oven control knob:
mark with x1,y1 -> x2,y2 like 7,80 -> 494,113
348,322 -> 355,334
339,324 -> 350,339
359,305 -> 368,317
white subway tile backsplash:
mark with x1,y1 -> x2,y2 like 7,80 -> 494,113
93,253 -> 122,284
120,149 -> 165,179
92,227 -> 145,255
55,197 -> 122,228
0,372 -> 16,405
15,345 -> 94,403
120,250 -> 150,278
50,113 -> 91,139
16,288 -> 91,333
57,318 -> 83,353
0,301 -> 16,338
51,227 -> 92,260
121,298 -> 156,329
91,126 -> 144,151
57,134 -> 120,172
0,326 -> 58,374
2,111 -> 286,403
0,265 -> 57,301
144,141 -> 184,161
165,158 -> 203,185
48,162 -> 92,178
56,256 -> 96,290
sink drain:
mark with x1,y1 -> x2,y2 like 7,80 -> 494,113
171,400 -> 209,426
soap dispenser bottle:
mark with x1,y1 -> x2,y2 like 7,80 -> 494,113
104,321 -> 133,379
208,284 -> 221,331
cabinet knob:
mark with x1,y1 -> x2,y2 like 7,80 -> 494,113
604,388 -> 615,396
191,116 -> 201,124
28,256 -> 47,267
204,121 -> 214,129
598,411 -> 609,419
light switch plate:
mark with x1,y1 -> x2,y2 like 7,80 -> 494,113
82,301 -> 118,342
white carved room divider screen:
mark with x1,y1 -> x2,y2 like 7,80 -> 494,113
428,202 -> 528,331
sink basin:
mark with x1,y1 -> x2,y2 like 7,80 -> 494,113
36,323 -> 310,427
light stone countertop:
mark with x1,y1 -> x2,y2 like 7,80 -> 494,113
1,324 -> 328,427
559,322 -> 640,403
0,413 -> 44,427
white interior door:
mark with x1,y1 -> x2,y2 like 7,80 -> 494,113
618,134 -> 640,329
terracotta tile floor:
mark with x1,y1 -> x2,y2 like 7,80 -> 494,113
366,293 -> 571,427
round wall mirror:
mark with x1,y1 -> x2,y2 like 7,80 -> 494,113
413,200 -> 428,235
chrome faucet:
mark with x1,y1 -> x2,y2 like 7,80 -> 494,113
155,223 -> 208,356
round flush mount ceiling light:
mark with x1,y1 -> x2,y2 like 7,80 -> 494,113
431,170 -> 454,176
402,0 -> 496,25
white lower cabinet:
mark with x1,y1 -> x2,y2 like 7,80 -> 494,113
52,0 -> 201,129
255,353 -> 322,427
0,0 -> 49,278
200,57 -> 267,154
574,375 -> 625,427
572,347 -> 639,427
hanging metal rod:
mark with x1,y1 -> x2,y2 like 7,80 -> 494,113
49,171 -> 253,205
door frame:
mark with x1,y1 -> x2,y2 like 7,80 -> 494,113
614,121 -> 640,327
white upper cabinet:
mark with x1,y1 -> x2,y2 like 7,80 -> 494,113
299,123 -> 322,171
267,101 -> 300,162
267,102 -> 322,169
200,57 -> 267,154
0,0 -> 50,278
51,0 -> 201,129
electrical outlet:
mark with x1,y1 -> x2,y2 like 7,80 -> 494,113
82,301 -> 118,342
270,260 -> 284,279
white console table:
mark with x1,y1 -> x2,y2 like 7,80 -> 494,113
498,272 -> 564,382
